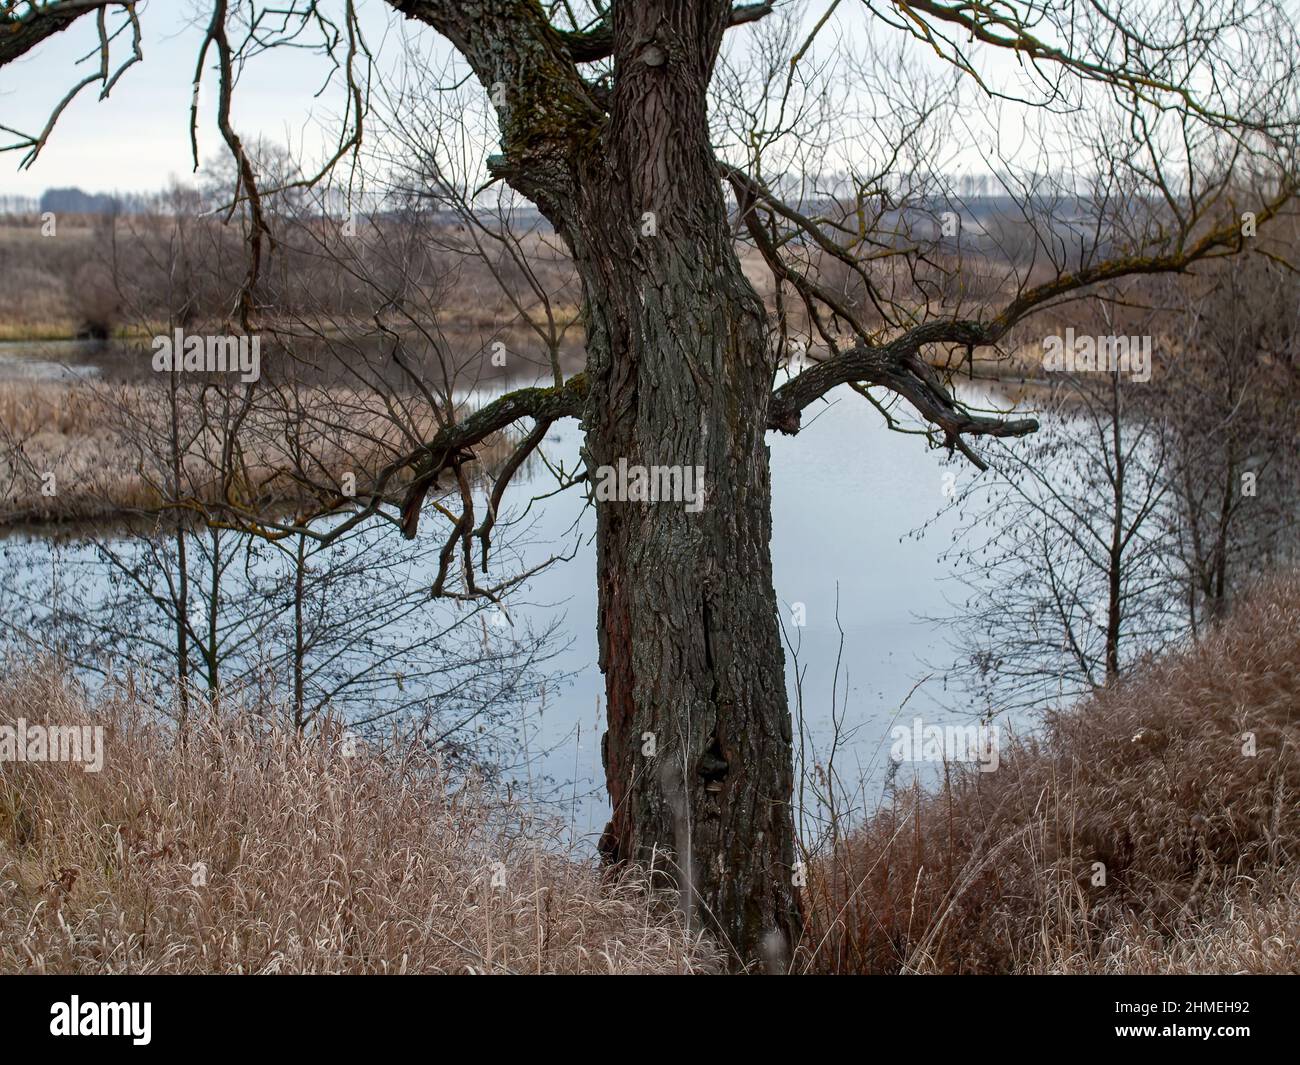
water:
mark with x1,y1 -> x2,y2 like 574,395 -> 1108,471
1,361 -> 1029,849
0,339 -> 108,381
491,384 -> 1014,843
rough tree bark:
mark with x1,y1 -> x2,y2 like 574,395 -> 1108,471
410,0 -> 801,969
572,4 -> 799,966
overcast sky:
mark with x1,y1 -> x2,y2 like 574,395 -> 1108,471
0,2 -> 422,197
0,1 -> 1263,202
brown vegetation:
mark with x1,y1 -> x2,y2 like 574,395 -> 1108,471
0,667 -> 712,974
0,378 -> 521,526
803,574 -> 1299,974
2,576 -> 1293,974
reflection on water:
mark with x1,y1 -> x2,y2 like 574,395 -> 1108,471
0,339 -> 107,381
498,384 -> 1034,844
1,376 -> 1036,849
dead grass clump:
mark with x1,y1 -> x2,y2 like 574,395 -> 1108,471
0,668 -> 713,974
804,573 -> 1299,974
1030,879 -> 1299,974
0,379 -> 521,526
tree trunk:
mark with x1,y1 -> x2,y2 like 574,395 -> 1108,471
441,0 -> 802,969
564,3 -> 800,970
582,235 -> 800,971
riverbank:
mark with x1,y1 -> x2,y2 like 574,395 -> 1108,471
0,337 -> 1040,529
803,573 -> 1300,974
0,375 -> 529,528
2,573 -> 1293,973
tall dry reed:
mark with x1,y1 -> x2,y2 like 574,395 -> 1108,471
803,574 -> 1299,974
0,668 -> 713,974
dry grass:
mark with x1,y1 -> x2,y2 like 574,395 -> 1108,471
0,223 -> 97,339
1029,880 -> 1299,974
0,382 -> 142,522
804,573 -> 1299,974
0,379 -> 519,526
0,668 -> 713,974
2,523 -> 1293,974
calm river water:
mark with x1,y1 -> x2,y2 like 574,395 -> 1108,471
1,339 -> 1034,847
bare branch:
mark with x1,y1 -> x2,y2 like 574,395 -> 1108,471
557,1 -> 775,62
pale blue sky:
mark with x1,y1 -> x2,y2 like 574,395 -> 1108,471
0,1 -> 1013,199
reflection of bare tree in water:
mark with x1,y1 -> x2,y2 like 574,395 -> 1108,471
0,516 -> 566,778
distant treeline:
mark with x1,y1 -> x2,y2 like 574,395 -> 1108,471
0,188 -> 155,215
0,171 -> 1080,222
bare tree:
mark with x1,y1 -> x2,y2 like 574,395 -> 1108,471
1148,240 -> 1300,633
5,0 -> 1299,969
0,188 -> 562,772
933,337 -> 1181,714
